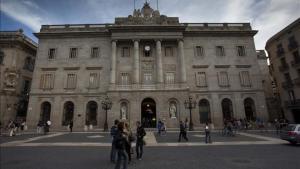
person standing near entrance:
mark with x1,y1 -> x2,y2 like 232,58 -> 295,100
178,120 -> 188,142
69,120 -> 73,132
114,122 -> 129,169
205,122 -> 212,143
136,121 -> 146,160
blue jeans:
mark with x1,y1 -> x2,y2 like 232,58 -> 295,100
110,142 -> 117,162
115,149 -> 128,169
136,140 -> 144,159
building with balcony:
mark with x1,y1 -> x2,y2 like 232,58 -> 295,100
266,18 -> 300,123
26,2 -> 268,129
0,29 -> 37,126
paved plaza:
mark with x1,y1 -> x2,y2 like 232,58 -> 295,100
1,130 -> 300,169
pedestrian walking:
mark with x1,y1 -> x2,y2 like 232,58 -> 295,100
110,120 -> 119,163
37,121 -> 43,134
178,120 -> 188,142
44,120 -> 51,135
114,122 -> 129,169
205,122 -> 212,143
8,120 -> 15,137
124,122 -> 134,163
136,121 -> 146,160
69,120 -> 73,132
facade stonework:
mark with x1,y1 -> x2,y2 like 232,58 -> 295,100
0,30 -> 37,126
266,18 -> 300,123
27,3 -> 268,129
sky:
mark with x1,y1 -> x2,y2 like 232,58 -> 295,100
1,0 -> 300,50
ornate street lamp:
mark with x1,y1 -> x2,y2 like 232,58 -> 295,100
184,96 -> 196,131
101,95 -> 112,132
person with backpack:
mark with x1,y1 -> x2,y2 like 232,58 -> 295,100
114,122 -> 129,169
110,120 -> 119,163
136,121 -> 146,160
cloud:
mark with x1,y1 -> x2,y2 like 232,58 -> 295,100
1,0 -> 47,31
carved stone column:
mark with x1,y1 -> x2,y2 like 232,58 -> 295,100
110,40 -> 117,84
178,39 -> 187,83
156,40 -> 163,83
133,40 -> 140,84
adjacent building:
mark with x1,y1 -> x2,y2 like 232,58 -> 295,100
266,18 -> 300,123
0,29 -> 37,126
26,3 -> 268,129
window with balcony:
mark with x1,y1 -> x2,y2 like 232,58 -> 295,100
165,46 -> 173,57
23,57 -> 34,72
143,72 -> 153,84
195,46 -> 204,57
120,73 -> 130,85
288,36 -> 298,50
66,73 -> 77,89
216,46 -> 225,56
48,48 -> 56,59
165,72 -> 175,84
237,46 -> 246,56
88,73 -> 99,88
40,73 -> 55,89
91,47 -> 99,58
239,71 -> 251,87
218,71 -> 229,87
69,48 -> 78,59
195,72 -> 207,87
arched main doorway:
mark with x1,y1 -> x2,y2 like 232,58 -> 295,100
40,102 -> 51,122
199,99 -> 211,123
244,98 -> 256,121
141,98 -> 156,128
222,98 -> 233,120
62,101 -> 74,126
86,101 -> 98,125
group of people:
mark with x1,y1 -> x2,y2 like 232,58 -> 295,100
110,120 -> 146,169
5,119 -> 27,136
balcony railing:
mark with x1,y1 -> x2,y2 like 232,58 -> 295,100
279,64 -> 289,72
282,81 -> 294,89
293,78 -> 300,86
284,99 -> 300,108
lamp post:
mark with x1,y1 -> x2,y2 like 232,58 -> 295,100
184,96 -> 196,131
101,95 -> 112,132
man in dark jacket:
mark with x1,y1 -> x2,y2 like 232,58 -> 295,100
136,121 -> 146,160
178,120 -> 188,142
110,120 -> 119,163
69,120 -> 73,132
114,122 -> 129,169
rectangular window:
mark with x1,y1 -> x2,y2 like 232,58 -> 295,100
218,71 -> 229,87
165,72 -> 175,84
89,73 -> 99,88
66,73 -> 77,89
277,44 -> 284,56
40,73 -> 54,89
143,73 -> 153,84
122,47 -> 130,57
195,46 -> 204,57
216,46 -> 225,56
48,48 -> 56,59
239,71 -> 251,87
195,72 -> 207,87
91,47 -> 99,58
69,48 -> 78,59
165,47 -> 173,56
237,46 -> 246,56
120,73 -> 130,85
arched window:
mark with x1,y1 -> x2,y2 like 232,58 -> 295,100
222,98 -> 233,120
244,98 -> 256,121
62,101 -> 74,126
86,101 -> 98,125
120,102 -> 128,120
199,99 -> 210,123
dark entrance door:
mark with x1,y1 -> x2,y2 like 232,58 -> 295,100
141,98 -> 156,128
292,109 -> 300,123
41,102 -> 51,123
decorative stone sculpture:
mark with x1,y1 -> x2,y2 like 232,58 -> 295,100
169,102 -> 177,118
121,104 -> 127,120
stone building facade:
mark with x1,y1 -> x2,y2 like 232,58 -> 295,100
0,30 -> 37,126
27,3 -> 268,130
266,18 -> 300,123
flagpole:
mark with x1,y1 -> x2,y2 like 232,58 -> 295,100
134,0 -> 136,10
157,0 -> 159,10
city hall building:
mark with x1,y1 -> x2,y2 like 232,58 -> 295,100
26,3 -> 268,130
